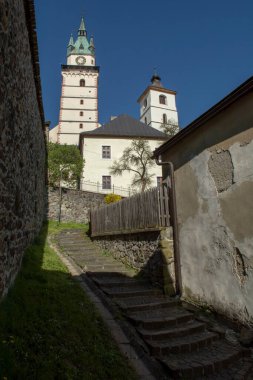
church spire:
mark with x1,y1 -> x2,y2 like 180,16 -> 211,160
89,35 -> 95,55
68,34 -> 74,46
78,17 -> 87,37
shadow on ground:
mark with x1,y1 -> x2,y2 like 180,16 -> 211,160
0,222 -> 138,380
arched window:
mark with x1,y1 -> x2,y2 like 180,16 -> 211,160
159,95 -> 166,105
145,117 -> 147,124
80,111 -> 83,116
80,99 -> 84,104
162,114 -> 167,124
144,98 -> 147,108
80,79 -> 85,87
79,123 -> 83,129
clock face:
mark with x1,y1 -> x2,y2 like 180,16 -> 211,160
76,56 -> 86,65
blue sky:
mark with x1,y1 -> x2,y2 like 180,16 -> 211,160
35,0 -> 253,129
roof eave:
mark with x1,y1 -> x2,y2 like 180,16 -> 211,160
137,86 -> 177,103
80,133 -> 168,140
153,76 -> 253,158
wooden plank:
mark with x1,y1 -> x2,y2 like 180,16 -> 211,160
90,185 -> 170,236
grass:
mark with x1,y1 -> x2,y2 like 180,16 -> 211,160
0,222 -> 137,380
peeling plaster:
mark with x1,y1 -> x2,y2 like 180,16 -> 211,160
208,150 -> 234,193
176,145 -> 253,324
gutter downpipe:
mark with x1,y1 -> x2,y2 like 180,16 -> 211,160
155,159 -> 182,297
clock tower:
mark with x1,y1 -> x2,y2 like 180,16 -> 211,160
57,17 -> 99,145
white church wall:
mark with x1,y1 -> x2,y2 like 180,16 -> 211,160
58,132 -> 81,145
60,121 -> 97,134
62,86 -> 98,99
49,126 -> 58,143
140,89 -> 178,132
62,74 -> 97,87
61,109 -> 97,121
61,96 -> 97,108
81,137 -> 163,195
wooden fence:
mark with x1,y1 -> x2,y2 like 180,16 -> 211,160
90,184 -> 170,236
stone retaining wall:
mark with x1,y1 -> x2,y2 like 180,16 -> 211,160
93,228 -> 175,292
48,187 -> 105,224
0,0 -> 46,298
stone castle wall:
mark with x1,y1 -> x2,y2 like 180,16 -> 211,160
0,0 -> 46,297
48,187 -> 105,224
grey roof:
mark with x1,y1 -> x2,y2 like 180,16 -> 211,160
80,114 -> 168,139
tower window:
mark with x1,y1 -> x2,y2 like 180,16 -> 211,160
91,59 -> 94,64
102,146 -> 111,159
80,99 -> 84,104
162,114 -> 167,124
80,111 -> 83,116
102,176 -> 111,190
145,117 -> 147,124
159,95 -> 167,105
144,99 -> 147,108
80,79 -> 85,87
79,123 -> 83,129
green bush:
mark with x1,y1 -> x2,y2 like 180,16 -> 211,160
104,193 -> 122,204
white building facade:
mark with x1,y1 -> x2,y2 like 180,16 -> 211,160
138,74 -> 179,133
79,115 -> 167,196
52,18 -> 99,145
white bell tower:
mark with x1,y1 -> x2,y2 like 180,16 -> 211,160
57,17 -> 99,145
137,74 -> 179,133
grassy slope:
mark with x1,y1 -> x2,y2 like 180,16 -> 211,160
0,222 -> 137,380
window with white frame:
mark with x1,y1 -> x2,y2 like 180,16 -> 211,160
102,176 -> 111,189
102,146 -> 111,159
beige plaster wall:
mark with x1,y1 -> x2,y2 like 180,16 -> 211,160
161,92 -> 253,324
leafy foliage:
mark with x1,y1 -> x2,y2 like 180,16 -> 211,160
104,193 -> 122,204
160,118 -> 179,136
48,143 -> 84,187
110,139 -> 155,192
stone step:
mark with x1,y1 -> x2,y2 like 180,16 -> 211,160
138,319 -> 206,340
102,285 -> 162,299
61,247 -> 96,253
147,330 -> 219,355
87,271 -> 136,279
160,340 -> 250,379
72,255 -> 116,266
92,277 -> 150,289
66,253 -> 95,260
81,264 -> 126,271
199,357 -> 253,380
128,307 -> 193,329
114,295 -> 179,313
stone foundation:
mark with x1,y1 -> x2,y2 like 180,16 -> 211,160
93,228 -> 175,292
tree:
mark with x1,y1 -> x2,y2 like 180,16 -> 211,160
110,140 -> 155,192
160,118 -> 179,136
48,143 -> 84,187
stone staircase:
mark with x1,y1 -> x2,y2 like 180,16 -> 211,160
57,230 -> 253,379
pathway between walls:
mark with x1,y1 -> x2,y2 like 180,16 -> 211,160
54,229 -> 253,380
